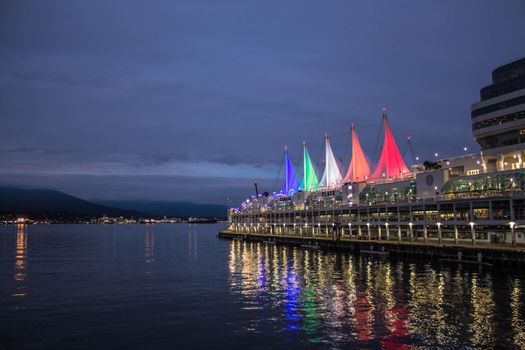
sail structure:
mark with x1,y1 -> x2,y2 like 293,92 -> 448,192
280,146 -> 299,194
344,124 -> 371,183
403,137 -> 417,167
371,111 -> 409,179
300,142 -> 319,191
319,133 -> 343,188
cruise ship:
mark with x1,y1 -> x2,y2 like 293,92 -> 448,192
224,58 -> 525,252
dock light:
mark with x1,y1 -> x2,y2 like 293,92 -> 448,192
514,154 -> 517,159
415,157 -> 419,161
510,221 -> 516,228
469,222 -> 475,227
409,222 -> 413,227
437,222 -> 441,227
367,222 -> 370,227
464,146 -> 468,152
434,153 -> 439,158
332,223 -> 335,226
305,223 -> 308,227
476,160 -> 480,165
318,223 -> 321,227
385,222 -> 389,226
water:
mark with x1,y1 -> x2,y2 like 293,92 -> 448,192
1,224 -> 524,349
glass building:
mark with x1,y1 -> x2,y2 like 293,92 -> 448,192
472,57 -> 525,171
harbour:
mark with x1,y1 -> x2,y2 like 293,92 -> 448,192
2,223 -> 525,349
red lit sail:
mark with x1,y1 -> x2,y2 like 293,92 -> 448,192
371,112 -> 409,179
344,124 -> 370,182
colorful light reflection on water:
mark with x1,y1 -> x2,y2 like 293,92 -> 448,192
227,240 -> 525,349
1,224 -> 524,349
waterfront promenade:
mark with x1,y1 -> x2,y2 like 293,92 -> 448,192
219,228 -> 525,266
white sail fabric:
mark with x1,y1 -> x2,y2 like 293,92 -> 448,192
319,134 -> 342,188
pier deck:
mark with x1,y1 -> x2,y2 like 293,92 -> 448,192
218,229 -> 525,266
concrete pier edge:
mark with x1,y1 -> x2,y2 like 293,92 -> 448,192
218,229 -> 525,266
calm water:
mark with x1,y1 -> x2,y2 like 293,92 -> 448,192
1,224 -> 524,349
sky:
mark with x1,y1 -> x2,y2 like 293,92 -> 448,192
1,1 -> 525,205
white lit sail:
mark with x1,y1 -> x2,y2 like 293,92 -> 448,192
319,133 -> 342,188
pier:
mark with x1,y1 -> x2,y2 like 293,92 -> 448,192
218,228 -> 525,266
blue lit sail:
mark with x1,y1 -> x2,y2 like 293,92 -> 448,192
281,146 -> 299,194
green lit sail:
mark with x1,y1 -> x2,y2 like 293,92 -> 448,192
300,142 -> 319,191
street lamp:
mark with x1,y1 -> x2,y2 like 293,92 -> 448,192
469,222 -> 475,245
510,222 -> 516,247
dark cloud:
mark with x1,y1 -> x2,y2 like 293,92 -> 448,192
1,0 -> 524,204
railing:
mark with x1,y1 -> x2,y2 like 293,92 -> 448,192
232,190 -> 524,215
226,220 -> 524,247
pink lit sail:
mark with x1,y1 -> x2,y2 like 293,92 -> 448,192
344,124 -> 371,183
371,111 -> 409,179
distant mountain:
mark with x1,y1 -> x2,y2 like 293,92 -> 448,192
94,200 -> 227,219
0,186 -> 147,217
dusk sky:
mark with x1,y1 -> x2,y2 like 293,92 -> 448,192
1,1 -> 525,204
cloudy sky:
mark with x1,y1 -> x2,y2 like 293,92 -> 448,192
1,1 -> 524,204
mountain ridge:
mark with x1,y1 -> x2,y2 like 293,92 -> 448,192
93,199 -> 227,219
0,186 -> 147,217
0,186 -> 227,219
